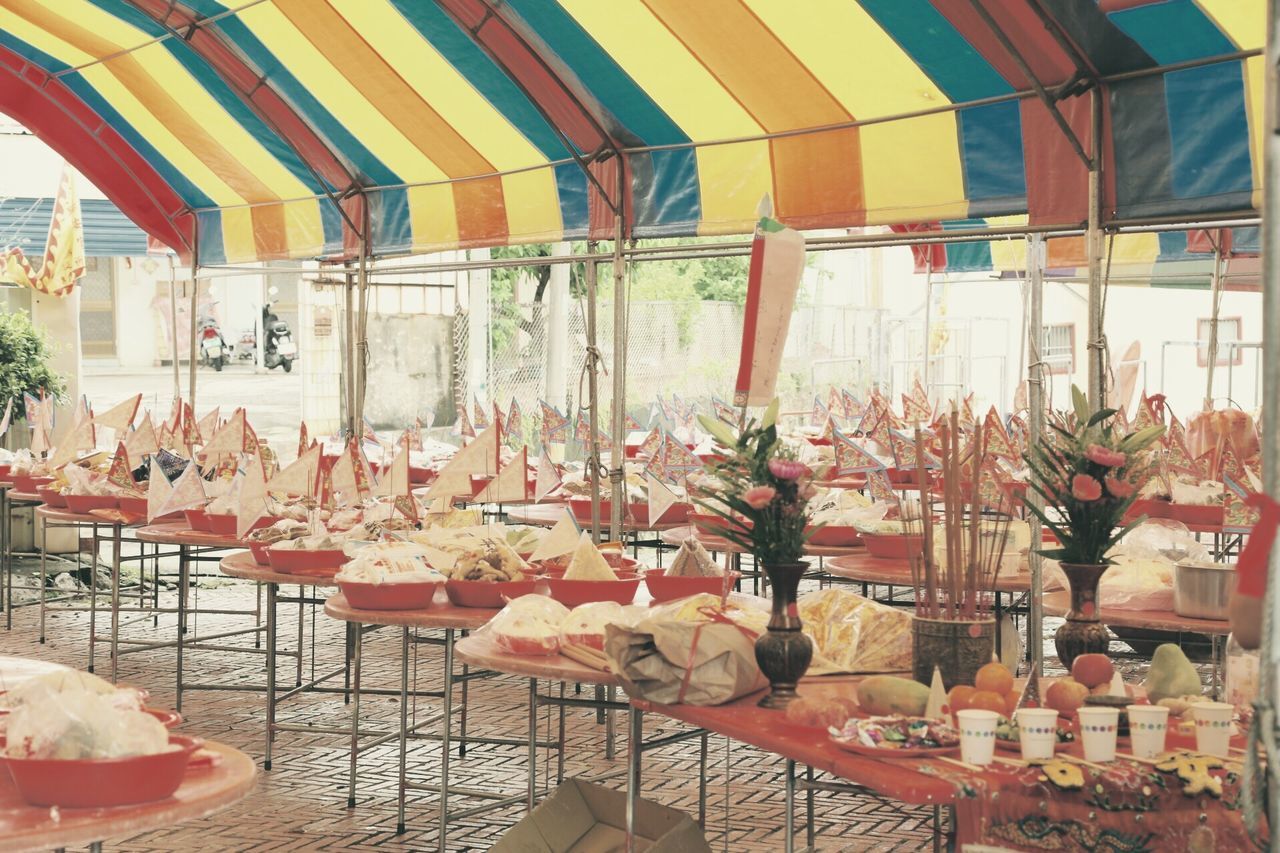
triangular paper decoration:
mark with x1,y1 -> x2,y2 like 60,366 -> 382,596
146,466 -> 174,522
156,462 -> 206,518
375,447 -> 411,498
472,397 -> 489,430
712,397 -> 738,426
534,451 -> 561,502
925,666 -> 947,720
865,469 -> 898,504
195,407 -> 220,444
330,446 -> 358,505
457,405 -> 475,438
840,389 -> 861,421
505,399 -> 522,443
94,394 -> 141,436
982,407 -> 1017,462
811,396 -> 831,428
49,415 -> 95,468
832,428 -> 884,475
539,401 -> 569,442
297,421 -> 309,459
646,473 -> 679,525
235,461 -> 269,539
638,427 -> 663,458
30,421 -> 50,457
202,410 -> 247,459
476,447 -> 529,503
424,423 -> 500,500
888,428 -> 918,471
125,413 -> 160,465
106,443 -> 136,491
529,509 -> 582,562
660,434 -> 701,480
267,445 -> 321,497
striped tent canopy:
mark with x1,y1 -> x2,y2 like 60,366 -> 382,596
0,0 -> 1262,265
899,221 -> 1262,290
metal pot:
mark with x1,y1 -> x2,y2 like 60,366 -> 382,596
1174,560 -> 1233,621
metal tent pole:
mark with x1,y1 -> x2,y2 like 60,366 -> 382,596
188,265 -> 198,413
343,265 -> 355,438
1025,234 -> 1047,676
1086,87 -> 1106,411
609,169 -> 627,541
922,255 -> 933,394
1203,234 -> 1225,408
169,256 -> 180,403
355,244 -> 369,431
585,245 -> 603,543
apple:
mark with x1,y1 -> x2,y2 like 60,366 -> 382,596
1070,653 -> 1115,689
1045,677 -> 1090,714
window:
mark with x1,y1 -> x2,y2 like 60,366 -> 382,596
1042,323 -> 1075,375
1197,317 -> 1242,367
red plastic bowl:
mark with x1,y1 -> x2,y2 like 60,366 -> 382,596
5,734 -> 200,808
248,542 -> 272,566
206,513 -> 278,537
1124,498 -> 1170,523
689,512 -> 750,536
1166,503 -> 1224,527
184,509 -> 212,531
339,579 -> 440,610
444,578 -> 538,608
268,548 -> 348,576
862,533 -> 924,560
35,487 -> 66,508
143,707 -> 184,728
117,496 -> 148,516
13,475 -> 54,493
533,554 -> 638,575
568,498 -> 691,526
64,494 -> 117,513
644,568 -> 731,603
805,525 -> 862,547
546,575 -> 641,607
0,464 -> 10,479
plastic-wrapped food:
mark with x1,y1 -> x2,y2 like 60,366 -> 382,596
806,488 -> 874,526
485,594 -> 569,655
506,526 -> 542,555
336,542 -> 444,585
1045,519 -> 1208,610
798,588 -> 912,674
559,601 -> 646,650
249,519 -> 309,544
666,538 -> 721,578
273,532 -> 345,551
563,533 -> 617,580
1170,478 -> 1225,506
4,670 -> 142,713
5,673 -> 168,760
450,536 -> 528,581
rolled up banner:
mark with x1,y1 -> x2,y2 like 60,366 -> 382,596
734,211 -> 806,407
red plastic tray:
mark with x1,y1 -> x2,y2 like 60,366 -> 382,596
117,496 -> 148,516
248,542 -> 272,566
5,734 -> 200,808
644,568 -> 731,603
35,487 -> 66,508
268,548 -> 347,576
568,498 -> 691,526
184,509 -> 212,531
444,578 -> 538,608
206,513 -> 278,537
64,494 -> 117,513
805,524 -> 862,547
546,574 -> 641,607
339,579 -> 440,610
1166,503 -> 1224,527
862,533 -> 924,560
13,475 -> 54,493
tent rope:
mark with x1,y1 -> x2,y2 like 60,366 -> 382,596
1093,231 -> 1115,405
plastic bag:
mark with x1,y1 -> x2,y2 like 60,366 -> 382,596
797,588 -> 913,674
336,541 -> 444,585
5,672 -> 166,760
481,594 -> 569,656
559,601 -> 646,650
1043,520 -> 1203,611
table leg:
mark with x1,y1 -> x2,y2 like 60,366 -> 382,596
397,626 -> 410,834
265,582 -> 278,771
3,489 -> 10,630
89,524 -> 99,673
296,585 -> 304,687
785,759 -> 796,853
933,804 -> 942,853
438,628 -> 455,853
625,708 -> 643,853
38,512 -> 47,644
556,682 -> 566,784
527,677 -> 537,811
347,624 -> 362,807
459,660 -> 469,759
176,545 -> 188,713
698,732 -> 708,827
110,525 -> 121,684
605,685 -> 616,760
806,765 -> 815,849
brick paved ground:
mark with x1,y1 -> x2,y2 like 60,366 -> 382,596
2,546 -> 948,852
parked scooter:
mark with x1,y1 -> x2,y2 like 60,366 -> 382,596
262,303 -> 297,372
236,328 -> 256,360
197,315 -> 229,371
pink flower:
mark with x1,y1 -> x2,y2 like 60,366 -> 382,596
1084,444 -> 1126,467
768,459 -> 810,481
1071,474 -> 1102,502
743,485 -> 777,509
1105,475 -> 1134,499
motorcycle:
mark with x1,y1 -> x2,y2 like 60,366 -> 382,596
236,328 -> 257,360
263,315 -> 297,373
197,315 -> 229,371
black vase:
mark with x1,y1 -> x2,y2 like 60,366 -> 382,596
755,561 -> 813,709
1054,562 -> 1111,669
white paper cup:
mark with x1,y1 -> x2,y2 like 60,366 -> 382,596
1192,701 -> 1235,758
1077,707 -> 1120,763
1126,704 -> 1170,759
1015,708 -> 1060,761
956,709 -> 1000,766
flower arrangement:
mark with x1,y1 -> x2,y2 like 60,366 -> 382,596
1023,387 -> 1165,566
695,399 -> 817,565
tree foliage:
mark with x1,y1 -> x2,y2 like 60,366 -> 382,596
0,310 -> 66,418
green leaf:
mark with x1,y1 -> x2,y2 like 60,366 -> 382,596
1071,385 -> 1090,423
1086,408 -> 1116,428
1118,424 -> 1166,453
697,414 -> 739,449
1036,547 -> 1072,561
762,398 -> 779,429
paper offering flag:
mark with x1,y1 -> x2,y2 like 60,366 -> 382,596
156,462 -> 206,518
23,392 -> 39,426
712,397 -> 738,427
888,429 -> 918,471
268,445 -> 321,496
530,509 -> 581,562
125,413 -> 159,464
646,473 -> 679,525
477,447 -> 529,503
734,210 -> 805,407
94,394 -> 141,435
194,406 -> 220,444
236,460 -> 269,540
538,401 -> 569,440
661,434 -> 701,479
424,422 -> 500,500
505,399 -> 522,441
865,468 -> 898,504
472,397 -> 489,431
457,406 -> 474,439
638,426 -> 663,458
810,396 -> 830,428
534,451 -> 561,502
840,389 -> 861,420
146,467 -> 173,522
297,422 -> 309,458
982,408 -> 1017,461
832,428 -> 884,475
106,443 -> 136,491
376,447 -> 411,497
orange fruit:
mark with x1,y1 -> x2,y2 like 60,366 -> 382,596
1005,689 -> 1021,715
947,685 -> 976,714
974,662 -> 1014,696
969,690 -> 1008,716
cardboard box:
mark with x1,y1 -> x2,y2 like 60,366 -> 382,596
493,778 -> 711,852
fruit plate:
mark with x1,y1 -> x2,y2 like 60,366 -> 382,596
5,734 -> 200,808
339,579 -> 440,611
829,737 -> 959,760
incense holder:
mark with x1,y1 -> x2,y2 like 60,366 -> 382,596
1054,562 -> 1111,669
755,561 -> 812,709
911,616 -> 995,690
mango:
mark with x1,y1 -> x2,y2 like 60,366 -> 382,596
1144,644 -> 1202,703
857,675 -> 931,716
